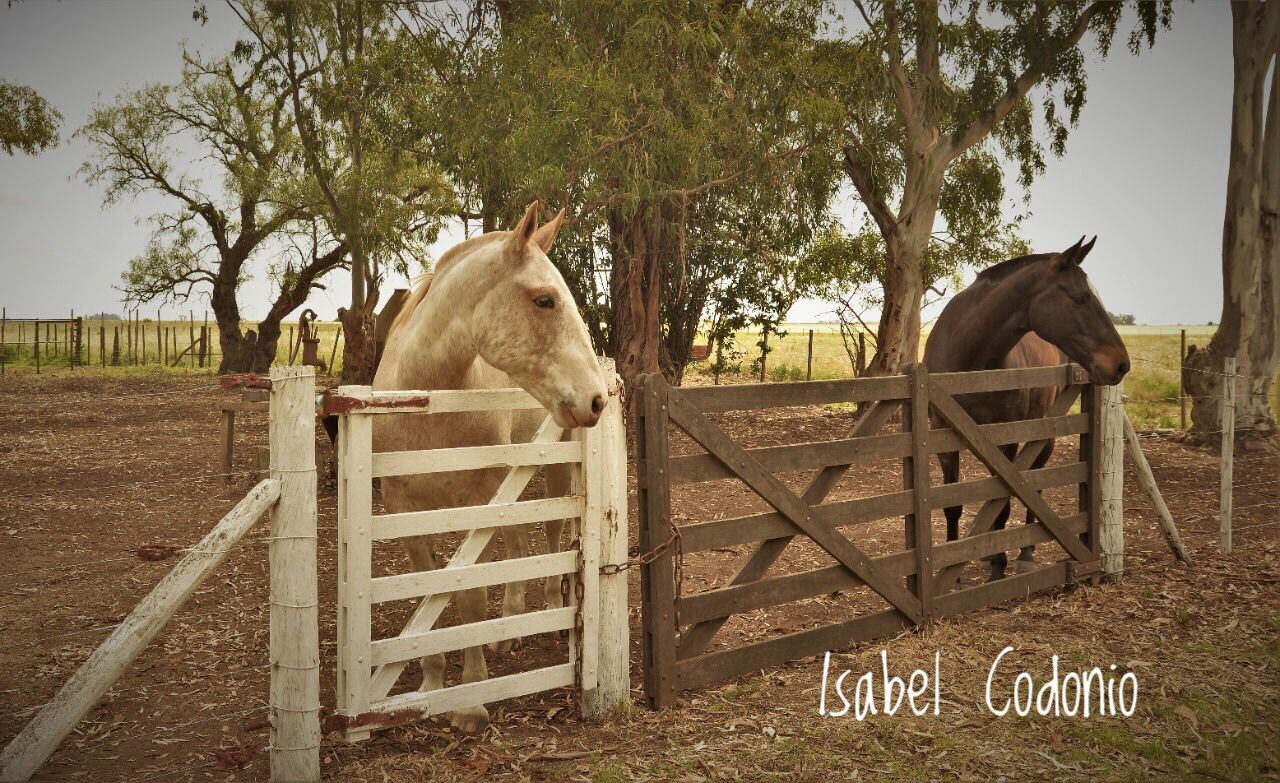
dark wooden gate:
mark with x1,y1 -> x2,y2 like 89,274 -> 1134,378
636,363 -> 1102,707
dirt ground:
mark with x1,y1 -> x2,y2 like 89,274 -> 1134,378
0,370 -> 1276,782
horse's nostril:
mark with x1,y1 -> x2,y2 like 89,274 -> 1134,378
1117,361 -> 1130,376
590,394 -> 605,415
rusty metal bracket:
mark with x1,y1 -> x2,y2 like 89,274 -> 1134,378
319,391 -> 433,417
219,373 -> 273,391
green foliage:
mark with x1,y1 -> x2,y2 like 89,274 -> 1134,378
0,79 -> 61,155
416,0 -> 845,376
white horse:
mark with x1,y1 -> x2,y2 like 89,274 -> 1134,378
372,202 -> 608,733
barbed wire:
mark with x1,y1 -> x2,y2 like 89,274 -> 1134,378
2,468 -> 266,499
0,382 -> 228,412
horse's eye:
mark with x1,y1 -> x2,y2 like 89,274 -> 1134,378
534,295 -> 555,310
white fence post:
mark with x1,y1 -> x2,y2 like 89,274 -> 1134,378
1220,357 -> 1236,555
1099,382 -> 1125,578
269,366 -> 320,783
583,360 -> 630,720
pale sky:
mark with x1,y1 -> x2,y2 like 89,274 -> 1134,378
0,0 -> 1232,326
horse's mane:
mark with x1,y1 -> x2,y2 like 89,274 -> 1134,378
384,232 -> 510,344
973,253 -> 1053,284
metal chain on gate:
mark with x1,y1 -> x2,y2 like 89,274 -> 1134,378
598,523 -> 682,576
560,535 -> 586,716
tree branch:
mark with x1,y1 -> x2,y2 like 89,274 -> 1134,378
945,1 -> 1108,162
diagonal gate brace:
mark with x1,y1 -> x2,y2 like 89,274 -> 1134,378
666,393 -> 924,626
928,382 -> 1093,566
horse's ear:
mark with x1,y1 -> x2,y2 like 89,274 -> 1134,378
1053,236 -> 1087,270
507,201 -> 540,259
1075,235 -> 1097,265
531,208 -> 566,253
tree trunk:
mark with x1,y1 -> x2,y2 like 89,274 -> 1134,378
1187,1 -> 1280,446
609,211 -> 664,397
867,172 -> 942,377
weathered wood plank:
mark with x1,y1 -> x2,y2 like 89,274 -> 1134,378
677,561 -> 1069,693
680,461 -> 1086,554
677,515 -> 1087,628
638,374 -> 679,709
669,413 -> 1087,485
666,391 -> 923,624
905,364 -> 933,618
0,480 -> 281,783
932,364 -> 1082,395
675,375 -> 911,412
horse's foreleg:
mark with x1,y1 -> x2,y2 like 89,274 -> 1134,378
403,536 -> 447,693
984,446 -> 1017,581
1013,441 -> 1056,573
542,463 -> 572,610
491,525 -> 530,654
938,451 -> 962,541
451,584 -> 491,733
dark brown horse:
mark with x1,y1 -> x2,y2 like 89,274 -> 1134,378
923,237 -> 1130,581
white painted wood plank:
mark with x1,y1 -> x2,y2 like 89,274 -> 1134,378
0,480 -> 279,783
336,397 -> 375,739
372,440 -> 582,478
370,551 -> 578,604
370,607 -> 575,666
368,415 -> 564,700
372,496 -> 584,540
373,664 -> 575,719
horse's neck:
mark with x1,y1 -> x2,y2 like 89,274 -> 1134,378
946,269 -> 1040,370
389,277 -> 482,392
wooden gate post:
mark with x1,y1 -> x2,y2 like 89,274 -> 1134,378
268,366 -> 320,783
638,374 -> 678,709
904,364 -> 933,618
1099,382 -> 1125,579
583,360 -> 630,719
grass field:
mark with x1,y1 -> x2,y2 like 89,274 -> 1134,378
3,319 -> 1276,430
0,317 -> 347,373
689,324 -> 1280,430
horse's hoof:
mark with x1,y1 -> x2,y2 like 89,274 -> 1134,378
987,571 -> 1006,583
1011,559 -> 1038,575
450,706 -> 489,734
489,637 -> 523,654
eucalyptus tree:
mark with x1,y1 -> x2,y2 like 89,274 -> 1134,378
429,0 -> 844,388
825,0 -> 1172,374
77,48 -> 345,373
230,0 -> 456,383
1185,0 -> 1280,443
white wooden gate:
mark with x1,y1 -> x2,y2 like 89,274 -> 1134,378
328,368 -> 628,739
